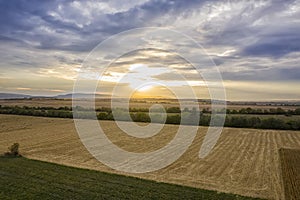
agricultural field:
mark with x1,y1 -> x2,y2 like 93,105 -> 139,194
279,148 -> 300,200
0,157 -> 258,200
1,114 -> 300,199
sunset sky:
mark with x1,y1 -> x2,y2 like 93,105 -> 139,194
0,0 -> 300,101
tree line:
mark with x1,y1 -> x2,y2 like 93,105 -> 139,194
2,105 -> 299,115
0,105 -> 300,130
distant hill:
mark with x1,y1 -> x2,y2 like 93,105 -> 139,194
0,93 -> 111,100
0,93 -> 32,99
54,93 -> 111,99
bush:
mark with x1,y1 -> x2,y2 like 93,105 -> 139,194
4,143 -> 20,157
166,107 -> 181,113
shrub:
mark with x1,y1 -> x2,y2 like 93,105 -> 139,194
5,143 -> 20,157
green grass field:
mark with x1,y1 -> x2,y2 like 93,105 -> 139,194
0,156 -> 262,200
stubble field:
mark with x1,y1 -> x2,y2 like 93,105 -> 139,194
279,148 -> 300,200
1,114 -> 300,199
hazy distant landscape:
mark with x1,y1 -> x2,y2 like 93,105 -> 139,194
1,0 -> 300,200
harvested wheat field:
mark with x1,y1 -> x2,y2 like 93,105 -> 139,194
1,115 -> 300,199
279,148 -> 300,200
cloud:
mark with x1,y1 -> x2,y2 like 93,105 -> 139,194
1,0 -> 300,100
0,0 -> 212,52
222,66 -> 300,81
241,27 -> 300,57
1,0 -> 299,58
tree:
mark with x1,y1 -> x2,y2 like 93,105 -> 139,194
134,112 -> 150,123
166,114 -> 181,124
166,107 -> 181,113
295,108 -> 300,115
5,143 -> 20,156
98,112 -> 108,120
276,107 -> 286,115
260,118 -> 288,130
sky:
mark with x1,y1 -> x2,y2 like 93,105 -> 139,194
0,0 -> 300,101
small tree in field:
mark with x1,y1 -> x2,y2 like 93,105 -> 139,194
4,143 -> 20,157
